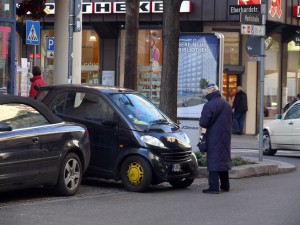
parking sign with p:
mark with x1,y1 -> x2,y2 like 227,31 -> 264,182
46,37 -> 55,58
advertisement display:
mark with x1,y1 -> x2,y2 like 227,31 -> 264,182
177,33 -> 224,150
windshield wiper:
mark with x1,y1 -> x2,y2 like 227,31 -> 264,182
144,119 -> 170,132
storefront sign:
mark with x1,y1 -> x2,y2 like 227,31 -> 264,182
43,1 -> 191,15
238,0 -> 261,5
229,5 -> 261,15
268,0 -> 285,22
293,6 -> 300,18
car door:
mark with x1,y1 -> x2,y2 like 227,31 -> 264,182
271,103 -> 300,149
287,103 -> 300,148
0,103 -> 47,184
50,91 -> 119,175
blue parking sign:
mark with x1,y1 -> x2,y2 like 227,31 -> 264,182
26,20 -> 40,45
46,37 -> 55,51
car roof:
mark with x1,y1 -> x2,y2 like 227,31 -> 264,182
39,84 -> 137,94
0,94 -> 63,124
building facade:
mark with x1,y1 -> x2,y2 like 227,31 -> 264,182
11,0 -> 300,134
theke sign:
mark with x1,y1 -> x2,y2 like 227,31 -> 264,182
238,0 -> 261,5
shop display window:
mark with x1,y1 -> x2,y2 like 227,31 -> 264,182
0,22 -> 12,94
264,34 -> 280,118
137,30 -> 162,106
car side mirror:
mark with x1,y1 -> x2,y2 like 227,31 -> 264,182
275,114 -> 282,119
0,122 -> 12,131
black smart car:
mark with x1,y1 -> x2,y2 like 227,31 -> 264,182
36,84 -> 198,192
0,94 -> 90,196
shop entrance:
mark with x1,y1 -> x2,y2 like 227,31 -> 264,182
222,73 -> 240,105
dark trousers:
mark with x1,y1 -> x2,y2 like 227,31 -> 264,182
208,171 -> 230,191
233,111 -> 246,133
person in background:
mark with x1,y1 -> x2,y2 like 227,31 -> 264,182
29,66 -> 46,98
232,86 -> 248,135
199,83 -> 232,194
283,93 -> 300,112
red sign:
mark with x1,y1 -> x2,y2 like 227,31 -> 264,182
238,0 -> 261,5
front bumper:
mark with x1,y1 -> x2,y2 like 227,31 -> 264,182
149,150 -> 198,181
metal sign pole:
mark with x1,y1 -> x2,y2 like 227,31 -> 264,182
258,36 -> 265,161
33,45 -> 36,66
68,0 -> 75,84
258,4 -> 266,162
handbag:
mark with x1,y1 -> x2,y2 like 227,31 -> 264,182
197,133 -> 207,152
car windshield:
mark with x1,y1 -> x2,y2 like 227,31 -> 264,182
110,93 -> 173,128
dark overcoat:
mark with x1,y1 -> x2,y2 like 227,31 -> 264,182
199,91 -> 232,171
232,91 -> 248,112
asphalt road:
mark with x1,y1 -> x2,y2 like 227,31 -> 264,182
0,155 -> 300,225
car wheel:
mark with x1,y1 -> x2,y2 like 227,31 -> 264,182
169,178 -> 194,189
55,152 -> 82,196
263,131 -> 277,156
120,156 -> 152,192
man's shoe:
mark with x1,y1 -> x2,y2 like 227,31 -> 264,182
202,189 -> 219,194
220,188 -> 229,192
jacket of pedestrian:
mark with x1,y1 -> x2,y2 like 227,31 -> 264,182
199,91 -> 232,171
29,75 -> 46,98
232,91 -> 248,112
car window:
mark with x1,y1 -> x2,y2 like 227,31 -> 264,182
36,90 -> 49,101
63,92 -> 115,122
0,103 -> 49,129
50,92 -> 68,114
285,103 -> 300,120
110,93 -> 169,126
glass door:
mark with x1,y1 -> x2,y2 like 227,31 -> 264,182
222,73 -> 237,105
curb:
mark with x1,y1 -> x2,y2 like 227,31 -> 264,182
197,157 -> 296,179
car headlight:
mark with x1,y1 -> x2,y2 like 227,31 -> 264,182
141,135 -> 166,148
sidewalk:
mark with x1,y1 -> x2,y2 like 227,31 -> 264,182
198,134 -> 296,178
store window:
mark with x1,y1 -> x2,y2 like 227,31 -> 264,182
222,32 -> 240,65
0,22 -> 12,94
264,34 -> 280,118
82,30 -> 99,84
119,29 -> 162,100
40,29 -> 99,85
287,40 -> 300,104
136,30 -> 162,106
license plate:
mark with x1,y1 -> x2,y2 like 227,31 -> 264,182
172,164 -> 181,172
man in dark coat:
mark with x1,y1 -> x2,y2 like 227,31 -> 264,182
199,83 -> 232,194
232,86 -> 248,135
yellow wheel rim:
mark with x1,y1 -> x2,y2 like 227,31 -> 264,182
127,162 -> 144,186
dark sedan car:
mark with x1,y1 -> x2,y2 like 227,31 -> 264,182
0,94 -> 90,196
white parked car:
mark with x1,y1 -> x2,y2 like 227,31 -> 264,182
263,100 -> 300,156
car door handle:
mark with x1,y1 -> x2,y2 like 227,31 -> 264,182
32,137 -> 39,144
289,122 -> 293,125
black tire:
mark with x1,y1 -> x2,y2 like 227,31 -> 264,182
55,153 -> 82,196
263,131 -> 277,156
169,178 -> 194,189
120,156 -> 152,192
